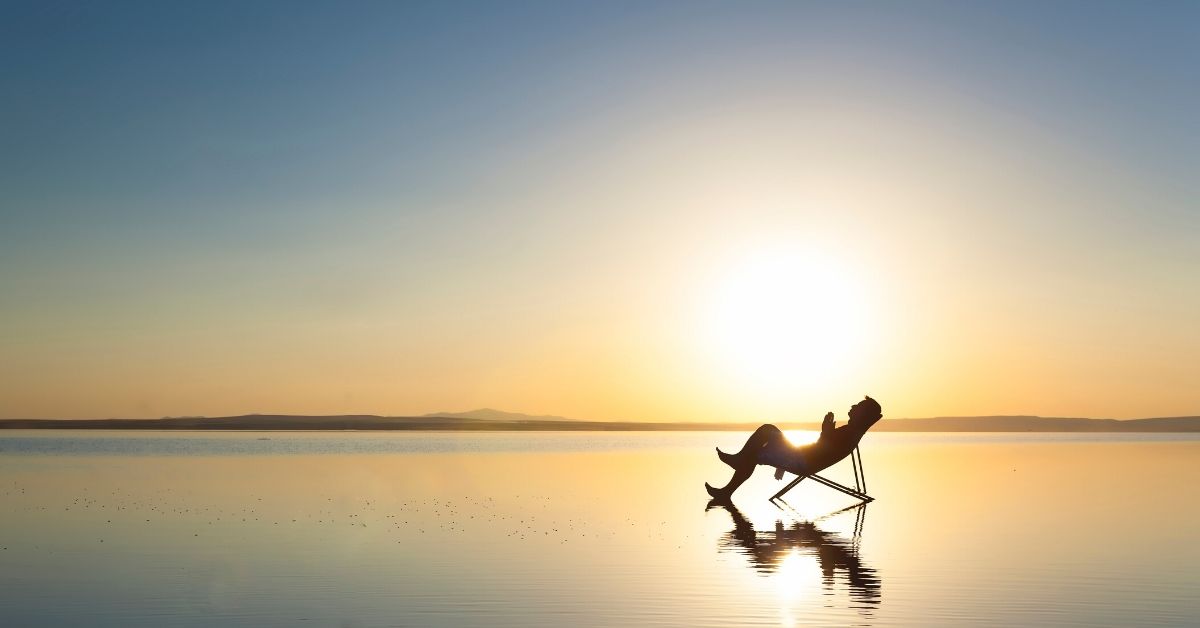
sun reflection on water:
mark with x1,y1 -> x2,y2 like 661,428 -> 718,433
775,549 -> 822,626
710,500 -> 881,620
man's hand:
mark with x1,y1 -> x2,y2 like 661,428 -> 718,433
821,411 -> 836,433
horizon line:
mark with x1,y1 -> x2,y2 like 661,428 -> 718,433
3,412 -> 1200,423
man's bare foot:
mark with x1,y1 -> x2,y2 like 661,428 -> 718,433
705,482 -> 731,502
716,447 -> 742,469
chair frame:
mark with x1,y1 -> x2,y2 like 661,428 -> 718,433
770,445 -> 873,503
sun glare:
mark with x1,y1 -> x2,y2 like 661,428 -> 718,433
783,429 -> 820,446
704,249 -> 871,395
775,549 -> 823,625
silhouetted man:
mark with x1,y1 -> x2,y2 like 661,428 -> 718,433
705,396 -> 883,501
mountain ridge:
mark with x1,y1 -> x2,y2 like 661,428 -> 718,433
421,408 -> 575,422
0,413 -> 1197,432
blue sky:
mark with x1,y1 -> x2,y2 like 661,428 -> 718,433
1,1 -> 1197,419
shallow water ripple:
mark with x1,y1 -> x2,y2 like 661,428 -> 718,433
1,432 -> 1198,626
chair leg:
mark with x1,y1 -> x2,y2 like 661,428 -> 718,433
771,475 -> 805,501
855,447 -> 868,494
851,449 -> 862,493
769,446 -> 873,503
807,474 -> 873,502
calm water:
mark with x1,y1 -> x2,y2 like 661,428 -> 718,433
1,431 -> 1197,627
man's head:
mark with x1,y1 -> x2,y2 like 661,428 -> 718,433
848,396 -> 883,427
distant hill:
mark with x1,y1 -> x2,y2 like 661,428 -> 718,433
0,413 -> 1197,432
422,408 -> 575,422
0,415 -> 481,431
874,415 -> 1200,432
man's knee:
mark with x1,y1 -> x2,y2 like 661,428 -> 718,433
756,423 -> 782,437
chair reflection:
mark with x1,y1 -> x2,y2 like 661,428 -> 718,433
709,501 -> 881,609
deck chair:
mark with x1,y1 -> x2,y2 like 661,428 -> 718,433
770,445 -> 873,503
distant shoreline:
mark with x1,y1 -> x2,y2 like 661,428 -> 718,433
1,415 -> 1197,432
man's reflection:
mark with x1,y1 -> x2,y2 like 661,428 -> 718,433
710,501 -> 881,609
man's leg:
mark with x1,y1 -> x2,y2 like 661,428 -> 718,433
708,424 -> 787,499
717,424 -> 786,468
706,463 -> 755,500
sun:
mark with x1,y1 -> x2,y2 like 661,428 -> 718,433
703,249 -> 871,394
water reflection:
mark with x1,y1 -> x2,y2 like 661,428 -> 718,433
710,501 -> 881,613
4,434 -> 1197,626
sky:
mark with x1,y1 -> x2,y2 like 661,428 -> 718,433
1,1 -> 1197,421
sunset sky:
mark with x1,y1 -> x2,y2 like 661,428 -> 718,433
2,1 -> 1197,421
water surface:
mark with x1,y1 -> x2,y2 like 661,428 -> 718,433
1,431 -> 1197,626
